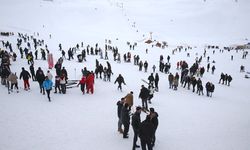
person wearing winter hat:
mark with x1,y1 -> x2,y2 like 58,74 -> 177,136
132,106 -> 142,150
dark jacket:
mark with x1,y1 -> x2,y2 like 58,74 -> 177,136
115,75 -> 125,85
139,118 -> 154,141
139,87 -> 149,99
150,112 -> 159,130
155,74 -> 159,82
20,70 -> 31,80
36,69 -> 45,83
148,74 -> 154,82
116,101 -> 124,118
121,105 -> 130,125
132,111 -> 141,132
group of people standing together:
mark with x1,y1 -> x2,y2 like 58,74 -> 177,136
117,95 -> 159,150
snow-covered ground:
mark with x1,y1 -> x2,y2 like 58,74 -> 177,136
0,0 -> 250,150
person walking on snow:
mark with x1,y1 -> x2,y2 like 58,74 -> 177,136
86,71 -> 95,94
78,75 -> 86,94
114,74 -> 126,91
124,91 -> 134,111
7,72 -> 19,93
36,67 -> 45,94
139,85 -> 150,111
117,98 -> 125,134
121,103 -> 130,138
19,67 -> 31,90
43,76 -> 53,102
132,106 -> 142,150
139,115 -> 154,150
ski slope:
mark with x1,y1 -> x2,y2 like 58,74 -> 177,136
0,0 -> 250,150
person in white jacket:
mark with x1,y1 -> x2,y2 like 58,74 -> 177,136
46,70 -> 53,80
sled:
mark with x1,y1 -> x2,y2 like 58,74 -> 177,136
66,80 -> 79,89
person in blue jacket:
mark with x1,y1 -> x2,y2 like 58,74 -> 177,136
43,76 -> 53,102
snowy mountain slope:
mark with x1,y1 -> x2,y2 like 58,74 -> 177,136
0,0 -> 250,150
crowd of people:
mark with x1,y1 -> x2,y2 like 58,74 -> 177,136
1,31 -> 249,150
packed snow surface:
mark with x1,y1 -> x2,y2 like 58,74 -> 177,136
0,0 -> 250,150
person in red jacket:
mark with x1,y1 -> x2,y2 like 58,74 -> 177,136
86,71 -> 95,94
78,75 -> 86,94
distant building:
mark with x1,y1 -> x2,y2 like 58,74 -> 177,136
234,43 -> 250,50
245,43 -> 250,49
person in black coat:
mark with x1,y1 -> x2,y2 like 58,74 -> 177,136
1,65 -> 11,85
114,74 -> 126,91
144,61 -> 148,72
121,103 -> 130,138
148,73 -> 154,84
116,98 -> 125,133
219,73 -> 225,84
139,85 -> 149,111
191,76 -> 197,92
61,67 -> 68,80
227,75 -> 232,86
19,67 -> 31,90
36,67 -> 45,94
206,82 -> 215,97
211,65 -> 216,74
132,106 -> 142,150
154,73 -> 159,91
200,67 -> 205,77
149,108 -> 158,147
29,64 -> 36,81
139,115 -> 154,150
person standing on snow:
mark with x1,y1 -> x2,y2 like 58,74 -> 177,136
154,73 -> 159,92
132,106 -> 142,150
149,108 -> 159,147
19,67 -> 31,90
54,75 -> 61,93
121,103 -> 130,138
148,73 -> 154,85
60,73 -> 67,94
148,84 -> 155,104
78,75 -> 86,94
139,85 -> 150,111
168,73 -> 174,89
7,72 -> 19,93
36,67 -> 45,94
211,65 -> 216,74
46,70 -> 53,80
227,75 -> 232,86
43,76 -> 53,102
114,74 -> 126,91
139,115 -> 154,150
117,98 -> 125,134
29,63 -> 36,81
86,71 -> 95,94
124,91 -> 134,111
144,61 -> 148,72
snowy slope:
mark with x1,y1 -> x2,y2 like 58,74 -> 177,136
0,0 -> 250,150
